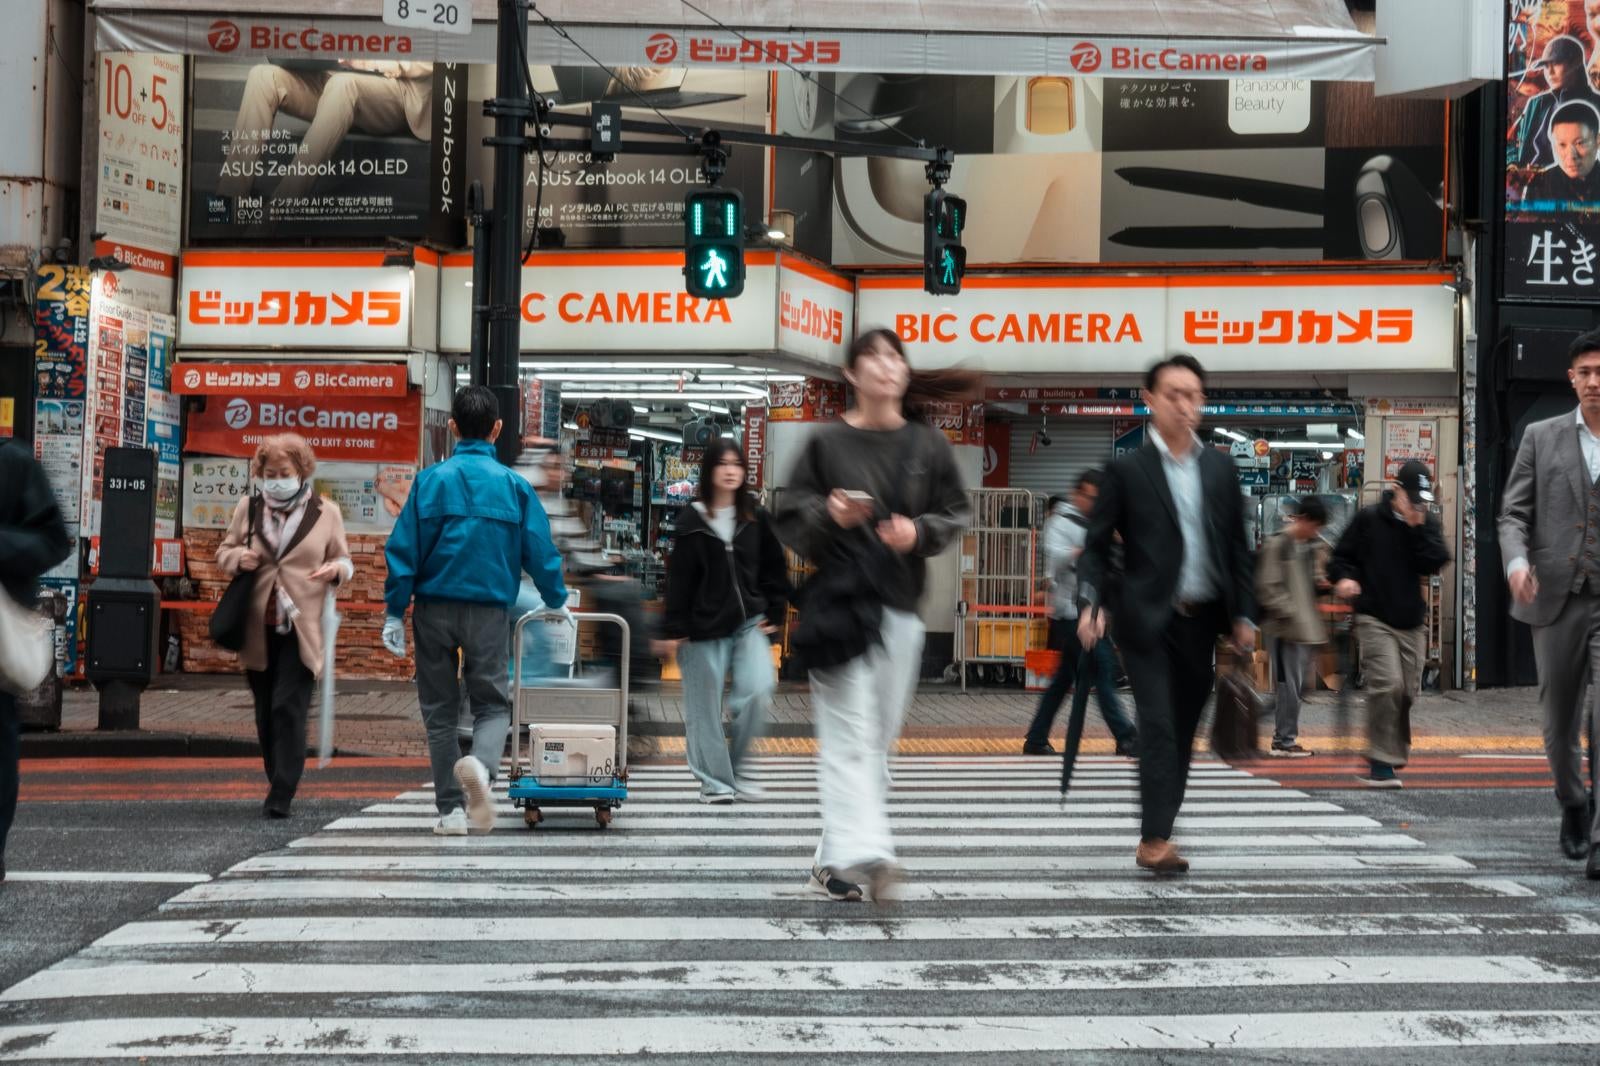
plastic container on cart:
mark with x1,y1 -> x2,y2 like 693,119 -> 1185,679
506,611 -> 631,828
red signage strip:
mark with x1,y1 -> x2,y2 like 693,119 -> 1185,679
184,392 -> 422,464
172,362 -> 408,398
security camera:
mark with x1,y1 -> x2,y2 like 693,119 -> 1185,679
1038,429 -> 1052,447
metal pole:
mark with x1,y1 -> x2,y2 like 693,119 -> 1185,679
485,0 -> 530,465
467,179 -> 490,387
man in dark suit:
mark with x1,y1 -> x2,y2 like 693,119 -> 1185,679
1077,353 -> 1256,873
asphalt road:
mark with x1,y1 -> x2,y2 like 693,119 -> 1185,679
1,755 -> 1598,1063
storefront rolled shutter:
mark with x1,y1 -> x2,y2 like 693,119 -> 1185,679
1006,418 -> 1113,507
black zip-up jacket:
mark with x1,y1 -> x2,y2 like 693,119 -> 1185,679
0,441 -> 72,608
1326,491 -> 1450,631
662,504 -> 791,642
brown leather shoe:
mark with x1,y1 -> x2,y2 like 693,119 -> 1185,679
1136,838 -> 1190,874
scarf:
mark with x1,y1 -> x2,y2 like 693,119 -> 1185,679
258,485 -> 311,634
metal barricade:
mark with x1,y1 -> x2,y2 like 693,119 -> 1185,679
954,488 -> 1047,690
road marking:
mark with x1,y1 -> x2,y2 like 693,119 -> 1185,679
224,852 -> 1476,874
6,1011 -> 1600,1056
397,790 -> 1316,807
322,813 -> 1384,833
1458,754 -> 1549,760
9,953 -> 1593,1001
1,871 -> 213,884
162,876 -> 1534,908
287,831 -> 1423,851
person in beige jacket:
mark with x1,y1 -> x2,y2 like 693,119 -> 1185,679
217,434 -> 353,818
1254,496 -> 1329,758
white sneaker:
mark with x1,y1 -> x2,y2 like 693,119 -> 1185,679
698,791 -> 736,805
734,778 -> 768,802
454,756 -> 496,834
433,808 -> 469,836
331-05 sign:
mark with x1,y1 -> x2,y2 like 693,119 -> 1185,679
383,0 -> 469,34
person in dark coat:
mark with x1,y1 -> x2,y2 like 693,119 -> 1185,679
0,441 -> 73,884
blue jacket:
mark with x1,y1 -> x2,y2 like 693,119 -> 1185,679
384,439 -> 567,617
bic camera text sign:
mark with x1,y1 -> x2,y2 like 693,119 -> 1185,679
859,273 -> 1456,374
179,253 -> 416,349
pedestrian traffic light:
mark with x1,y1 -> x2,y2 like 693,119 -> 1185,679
684,189 -> 745,299
924,188 -> 966,295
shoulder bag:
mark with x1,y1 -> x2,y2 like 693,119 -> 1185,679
0,588 -> 52,695
209,496 -> 261,652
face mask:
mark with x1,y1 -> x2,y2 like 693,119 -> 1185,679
261,477 -> 302,501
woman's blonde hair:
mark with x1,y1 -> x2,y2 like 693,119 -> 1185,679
250,433 -> 317,480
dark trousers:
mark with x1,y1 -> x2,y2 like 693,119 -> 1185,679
0,692 -> 17,859
245,626 -> 315,805
1025,637 -> 1137,748
1122,606 -> 1221,842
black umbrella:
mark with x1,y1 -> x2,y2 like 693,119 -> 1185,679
1058,641 -> 1099,802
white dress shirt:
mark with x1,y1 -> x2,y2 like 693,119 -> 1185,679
1152,430 -> 1219,603
1507,409 -> 1600,578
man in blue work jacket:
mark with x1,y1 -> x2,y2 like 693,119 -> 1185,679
383,386 -> 568,836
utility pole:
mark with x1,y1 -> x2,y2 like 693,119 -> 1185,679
482,0 -> 531,465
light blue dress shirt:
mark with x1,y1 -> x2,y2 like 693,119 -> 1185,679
1151,431 -> 1220,603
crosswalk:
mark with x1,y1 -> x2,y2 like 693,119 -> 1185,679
2,754 -> 1598,1059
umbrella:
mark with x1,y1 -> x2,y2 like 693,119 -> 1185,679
317,588 -> 341,768
1057,639 -> 1097,804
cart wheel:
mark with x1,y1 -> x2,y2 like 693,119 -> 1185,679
523,807 -> 542,829
595,808 -> 613,828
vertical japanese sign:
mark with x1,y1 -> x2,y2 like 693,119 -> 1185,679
1505,1 -> 1600,297
744,403 -> 767,490
31,265 -> 91,674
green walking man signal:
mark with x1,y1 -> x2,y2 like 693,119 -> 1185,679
684,189 -> 746,299
923,188 -> 967,296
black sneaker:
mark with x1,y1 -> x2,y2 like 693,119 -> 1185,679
1115,739 -> 1139,758
1357,761 -> 1403,789
807,865 -> 863,902
1022,742 -> 1056,755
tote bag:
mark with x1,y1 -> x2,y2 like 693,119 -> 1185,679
0,588 -> 51,695
209,497 -> 260,652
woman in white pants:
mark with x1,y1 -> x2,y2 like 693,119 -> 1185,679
774,330 -> 971,902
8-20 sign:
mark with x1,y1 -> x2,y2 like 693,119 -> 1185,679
382,0 -> 471,34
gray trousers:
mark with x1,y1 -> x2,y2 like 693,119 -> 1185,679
1269,638 -> 1312,747
413,601 -> 512,815
1355,615 -> 1424,769
1530,592 -> 1600,831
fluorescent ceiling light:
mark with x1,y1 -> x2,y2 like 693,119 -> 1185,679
1267,441 -> 1347,450
687,401 -> 732,414
520,361 -> 734,370
1212,427 -> 1248,442
1346,428 -> 1365,441
1320,451 -> 1335,460
631,404 -> 649,415
559,390 -> 761,401
630,427 -> 680,444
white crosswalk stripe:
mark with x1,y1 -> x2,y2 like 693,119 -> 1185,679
0,754 -> 1589,1059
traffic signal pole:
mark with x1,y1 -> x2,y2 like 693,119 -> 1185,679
482,0 -> 532,465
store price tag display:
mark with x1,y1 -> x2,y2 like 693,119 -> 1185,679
382,0 -> 469,34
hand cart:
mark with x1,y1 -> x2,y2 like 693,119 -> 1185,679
506,610 -> 631,829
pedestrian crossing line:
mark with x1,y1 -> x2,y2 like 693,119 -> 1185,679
321,814 -> 1385,833
223,851 -> 1477,874
101,910 -> 1588,948
286,831 -> 1424,851
628,769 -> 1254,780
160,876 -> 1535,908
9,953 -> 1596,1001
375,796 -> 1327,814
392,788 -> 1308,803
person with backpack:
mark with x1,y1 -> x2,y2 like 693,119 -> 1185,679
1023,469 -> 1137,757
1254,496 -> 1330,758
661,438 -> 790,803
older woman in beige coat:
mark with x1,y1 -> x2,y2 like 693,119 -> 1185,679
217,434 -> 353,817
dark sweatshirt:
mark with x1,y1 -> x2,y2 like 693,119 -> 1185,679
772,419 -> 970,612
1326,491 -> 1451,630
661,504 -> 790,642
0,441 -> 72,607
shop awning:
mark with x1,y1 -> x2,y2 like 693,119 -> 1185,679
93,0 -> 1379,80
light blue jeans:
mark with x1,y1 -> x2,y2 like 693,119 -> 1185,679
677,620 -> 775,796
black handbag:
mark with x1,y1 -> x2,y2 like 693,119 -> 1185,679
209,496 -> 261,652
1210,668 -> 1262,759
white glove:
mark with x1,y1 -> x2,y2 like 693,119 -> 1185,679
381,616 -> 407,658
532,604 -> 573,624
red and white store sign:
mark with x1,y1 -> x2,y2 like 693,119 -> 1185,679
439,252 -> 778,353
172,362 -> 408,398
777,260 -> 853,366
179,251 -> 417,349
185,392 -> 422,464
94,239 -> 177,315
858,272 -> 1457,374
97,13 -> 1374,80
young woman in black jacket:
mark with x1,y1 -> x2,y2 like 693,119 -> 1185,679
662,438 -> 790,803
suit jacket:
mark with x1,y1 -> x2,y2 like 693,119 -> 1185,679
217,494 -> 352,679
1498,408 -> 1595,628
1078,440 -> 1255,650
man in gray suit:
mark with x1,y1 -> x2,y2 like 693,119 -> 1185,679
1499,327 -> 1600,878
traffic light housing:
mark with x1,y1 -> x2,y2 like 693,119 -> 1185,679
684,189 -> 745,299
923,188 -> 966,295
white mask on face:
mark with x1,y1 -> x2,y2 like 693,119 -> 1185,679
261,477 -> 302,501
